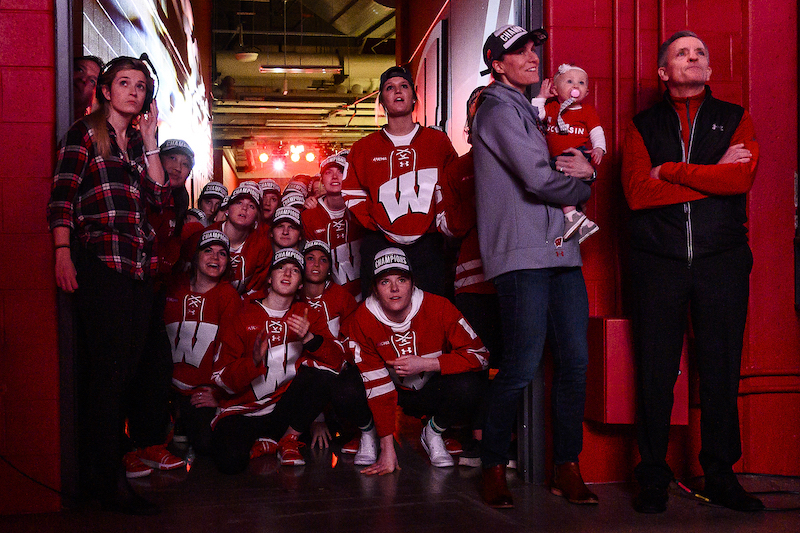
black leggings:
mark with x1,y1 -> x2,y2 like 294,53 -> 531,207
174,393 -> 216,456
211,365 -> 352,474
396,371 -> 486,430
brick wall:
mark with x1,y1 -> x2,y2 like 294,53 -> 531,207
0,0 -> 61,515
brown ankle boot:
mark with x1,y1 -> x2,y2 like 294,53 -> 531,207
481,464 -> 514,508
550,462 -> 599,504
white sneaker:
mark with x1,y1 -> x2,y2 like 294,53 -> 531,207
354,427 -> 378,466
420,421 -> 454,467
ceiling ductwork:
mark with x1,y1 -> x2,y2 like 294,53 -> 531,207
212,1 -> 397,157
302,0 -> 396,41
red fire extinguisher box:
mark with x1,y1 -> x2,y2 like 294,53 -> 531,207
586,317 -> 689,425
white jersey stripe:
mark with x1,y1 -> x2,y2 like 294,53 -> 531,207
366,381 -> 396,399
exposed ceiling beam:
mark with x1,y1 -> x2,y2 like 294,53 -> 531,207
328,0 -> 361,26
358,12 -> 396,40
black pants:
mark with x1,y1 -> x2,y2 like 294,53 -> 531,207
629,245 -> 752,488
73,248 -> 154,496
211,366 -> 336,474
360,231 -> 447,299
174,393 -> 216,456
397,372 -> 486,430
454,292 -> 500,431
305,363 -> 373,429
126,283 -> 172,449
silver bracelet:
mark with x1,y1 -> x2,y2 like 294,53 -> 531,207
145,149 -> 160,157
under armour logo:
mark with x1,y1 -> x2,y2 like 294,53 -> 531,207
391,331 -> 417,358
711,124 -> 724,131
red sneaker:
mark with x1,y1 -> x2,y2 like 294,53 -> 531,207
124,451 -> 153,478
277,434 -> 305,466
250,438 -> 278,459
137,445 -> 186,471
444,438 -> 463,456
340,435 -> 360,455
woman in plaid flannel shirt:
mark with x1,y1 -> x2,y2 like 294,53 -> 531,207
47,57 -> 168,515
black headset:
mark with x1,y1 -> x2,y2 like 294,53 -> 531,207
96,53 -> 159,114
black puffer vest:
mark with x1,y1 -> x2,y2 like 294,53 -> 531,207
630,87 -> 747,263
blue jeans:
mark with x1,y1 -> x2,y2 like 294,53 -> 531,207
481,267 -> 589,468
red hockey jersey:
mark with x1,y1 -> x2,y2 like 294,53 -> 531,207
301,199 -> 364,300
300,281 -> 359,339
341,126 -> 457,244
185,220 -> 272,296
166,274 -> 242,395
343,288 -> 489,437
437,151 -> 495,295
211,298 -> 347,425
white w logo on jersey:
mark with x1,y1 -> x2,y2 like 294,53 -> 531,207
378,147 -> 438,223
331,240 -> 361,285
250,341 -> 301,400
166,321 -> 218,368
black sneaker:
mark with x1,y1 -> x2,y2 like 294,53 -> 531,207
458,439 -> 481,467
702,477 -> 764,512
634,484 -> 668,513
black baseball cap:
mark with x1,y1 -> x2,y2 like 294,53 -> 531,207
379,66 -> 417,100
481,25 -> 548,76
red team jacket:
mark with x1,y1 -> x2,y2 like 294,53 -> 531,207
211,299 -> 347,425
301,201 -> 365,300
165,274 -> 242,395
343,288 -> 489,437
341,126 -> 457,245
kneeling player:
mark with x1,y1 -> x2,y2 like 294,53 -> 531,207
210,249 -> 348,473
344,248 -> 489,474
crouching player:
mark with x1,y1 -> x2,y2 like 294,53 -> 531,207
343,248 -> 489,474
210,249 -> 348,473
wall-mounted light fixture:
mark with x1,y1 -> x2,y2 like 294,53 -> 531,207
259,65 -> 343,74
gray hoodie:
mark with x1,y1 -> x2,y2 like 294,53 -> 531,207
472,81 -> 592,279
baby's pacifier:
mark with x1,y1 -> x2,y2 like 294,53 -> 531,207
570,88 -> 581,98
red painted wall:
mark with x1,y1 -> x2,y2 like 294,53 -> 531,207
0,0 -> 217,515
0,0 -> 61,515
401,0 -> 800,483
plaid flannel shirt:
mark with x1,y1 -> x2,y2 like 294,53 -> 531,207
47,120 -> 169,279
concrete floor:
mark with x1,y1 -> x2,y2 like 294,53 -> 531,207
1,435 -> 799,533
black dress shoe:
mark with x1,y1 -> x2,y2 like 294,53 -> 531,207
481,465 -> 514,509
634,485 -> 668,514
703,478 -> 764,512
